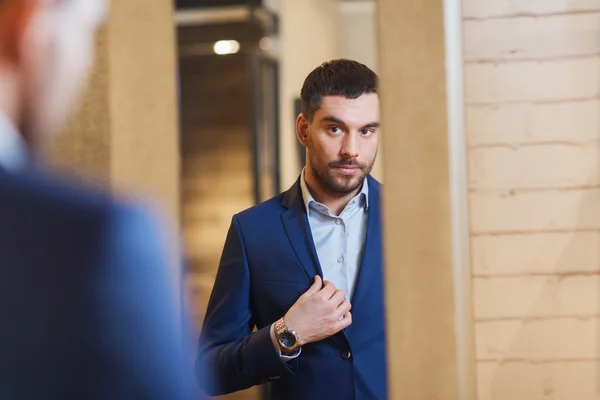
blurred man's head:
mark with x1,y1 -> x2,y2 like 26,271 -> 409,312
0,0 -> 107,145
297,59 -> 379,198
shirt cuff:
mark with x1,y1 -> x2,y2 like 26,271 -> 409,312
270,323 -> 301,361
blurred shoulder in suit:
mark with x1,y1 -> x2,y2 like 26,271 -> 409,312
0,0 -> 193,398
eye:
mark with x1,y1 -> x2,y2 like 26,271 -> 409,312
329,126 -> 343,134
360,129 -> 375,136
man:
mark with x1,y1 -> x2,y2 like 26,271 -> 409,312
0,1 -> 192,398
197,59 -> 386,400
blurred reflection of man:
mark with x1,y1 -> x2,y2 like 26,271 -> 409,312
0,1 -> 192,398
197,59 -> 386,400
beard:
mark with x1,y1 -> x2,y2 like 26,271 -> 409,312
307,138 -> 375,196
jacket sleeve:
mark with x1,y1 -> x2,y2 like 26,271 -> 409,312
195,215 -> 297,396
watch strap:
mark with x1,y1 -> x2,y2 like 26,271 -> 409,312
275,317 -> 301,352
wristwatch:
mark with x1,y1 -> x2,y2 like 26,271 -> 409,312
275,317 -> 301,353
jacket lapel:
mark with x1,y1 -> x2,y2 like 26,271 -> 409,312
281,178 -> 323,280
350,176 -> 383,306
281,175 -> 383,349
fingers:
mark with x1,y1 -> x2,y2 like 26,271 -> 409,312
335,300 -> 352,319
303,275 -> 323,297
330,289 -> 347,306
320,280 -> 337,299
336,311 -> 353,330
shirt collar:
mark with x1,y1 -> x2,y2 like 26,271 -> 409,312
0,111 -> 26,172
300,167 -> 369,216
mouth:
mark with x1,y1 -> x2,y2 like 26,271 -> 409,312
334,166 -> 360,176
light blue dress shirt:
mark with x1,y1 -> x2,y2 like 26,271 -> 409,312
271,168 -> 369,360
0,112 -> 26,172
299,168 -> 369,299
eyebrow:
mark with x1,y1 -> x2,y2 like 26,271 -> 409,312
322,116 -> 380,129
362,122 -> 381,129
322,116 -> 346,125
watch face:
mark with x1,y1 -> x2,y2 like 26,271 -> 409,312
279,331 -> 297,348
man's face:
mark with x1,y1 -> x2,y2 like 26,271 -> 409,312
301,94 -> 380,195
20,0 -> 107,141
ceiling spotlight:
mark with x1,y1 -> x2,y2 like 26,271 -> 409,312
213,40 -> 240,55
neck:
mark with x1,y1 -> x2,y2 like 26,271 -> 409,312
304,167 -> 363,216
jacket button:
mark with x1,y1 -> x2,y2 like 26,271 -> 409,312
341,350 -> 352,360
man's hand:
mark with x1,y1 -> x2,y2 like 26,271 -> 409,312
283,276 -> 352,347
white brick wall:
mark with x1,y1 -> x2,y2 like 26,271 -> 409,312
469,145 -> 600,189
474,276 -> 600,319
465,14 -> 600,62
472,232 -> 600,275
466,57 -> 600,104
471,189 -> 600,232
463,0 -> 600,19
477,362 -> 600,400
463,1 -> 600,398
467,100 -> 600,145
476,318 -> 600,360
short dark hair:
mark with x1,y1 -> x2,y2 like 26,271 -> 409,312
300,59 -> 378,121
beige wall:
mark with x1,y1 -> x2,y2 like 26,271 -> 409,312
338,0 -> 383,181
339,1 -> 378,72
52,1 -> 180,218
278,0 -> 340,189
107,0 -> 180,219
50,30 -> 111,186
378,0 -> 464,398
278,0 -> 384,186
463,1 -> 600,399
46,0 -> 181,288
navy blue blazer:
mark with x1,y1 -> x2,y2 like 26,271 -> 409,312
0,166 -> 194,400
196,175 -> 387,400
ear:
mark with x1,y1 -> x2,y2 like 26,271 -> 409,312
0,0 -> 40,64
296,113 -> 310,148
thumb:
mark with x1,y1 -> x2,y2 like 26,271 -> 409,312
303,275 -> 323,296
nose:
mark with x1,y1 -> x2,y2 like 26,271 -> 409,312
340,133 -> 359,159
